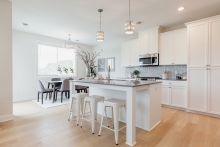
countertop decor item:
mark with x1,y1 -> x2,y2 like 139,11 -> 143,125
162,71 -> 168,79
77,46 -> 103,76
133,70 -> 140,78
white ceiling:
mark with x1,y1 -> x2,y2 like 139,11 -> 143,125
11,0 -> 220,46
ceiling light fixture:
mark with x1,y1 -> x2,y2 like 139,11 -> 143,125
125,0 -> 135,34
96,9 -> 104,42
23,23 -> 28,26
62,34 -> 77,49
178,7 -> 184,11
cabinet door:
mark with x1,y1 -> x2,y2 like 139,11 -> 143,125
149,29 -> 159,54
170,87 -> 186,108
188,68 -> 207,112
187,22 -> 208,67
173,30 -> 187,64
209,18 -> 220,67
208,67 -> 220,115
139,31 -> 149,55
121,42 -> 130,67
161,86 -> 170,105
130,39 -> 139,66
159,33 -> 173,65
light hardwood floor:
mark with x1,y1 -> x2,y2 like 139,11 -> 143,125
1,101 -> 220,147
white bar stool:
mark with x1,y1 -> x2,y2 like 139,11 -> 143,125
98,98 -> 126,145
68,93 -> 89,125
80,95 -> 106,134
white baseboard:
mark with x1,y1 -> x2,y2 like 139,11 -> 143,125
13,96 -> 36,102
162,104 -> 186,111
186,109 -> 220,119
0,114 -> 14,122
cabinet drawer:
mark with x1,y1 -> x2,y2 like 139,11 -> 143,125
157,80 -> 187,87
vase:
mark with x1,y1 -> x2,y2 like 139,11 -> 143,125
86,68 -> 91,77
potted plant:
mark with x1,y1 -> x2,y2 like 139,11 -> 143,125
70,67 -> 75,78
133,70 -> 140,78
63,67 -> 69,78
57,65 -> 63,77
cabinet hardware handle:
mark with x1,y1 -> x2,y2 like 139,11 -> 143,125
206,68 -> 208,70
169,83 -> 171,84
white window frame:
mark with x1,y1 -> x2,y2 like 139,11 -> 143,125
37,42 -> 77,77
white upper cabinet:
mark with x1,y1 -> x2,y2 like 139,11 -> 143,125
209,18 -> 220,67
159,29 -> 187,65
139,26 -> 162,55
121,39 -> 139,67
173,30 -> 187,64
159,33 -> 173,65
187,22 -> 208,67
130,39 -> 139,66
121,41 -> 130,67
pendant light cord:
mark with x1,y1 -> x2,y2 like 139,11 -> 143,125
129,0 -> 130,20
100,11 -> 101,31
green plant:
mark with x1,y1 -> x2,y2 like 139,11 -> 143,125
57,65 -> 62,74
70,68 -> 75,74
63,67 -> 69,75
133,70 -> 140,75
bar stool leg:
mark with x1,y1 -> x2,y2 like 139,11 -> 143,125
112,107 -> 114,128
80,100 -> 87,127
98,104 -> 106,136
113,106 -> 119,145
91,101 -> 96,134
76,98 -> 81,125
105,106 -> 109,127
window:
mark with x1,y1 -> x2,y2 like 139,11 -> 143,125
38,44 -> 75,76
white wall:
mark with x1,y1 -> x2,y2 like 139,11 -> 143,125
0,0 -> 13,122
92,36 -> 138,79
13,30 -> 92,102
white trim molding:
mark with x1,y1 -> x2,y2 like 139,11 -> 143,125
0,114 -> 14,122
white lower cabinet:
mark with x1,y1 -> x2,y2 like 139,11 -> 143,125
159,80 -> 187,108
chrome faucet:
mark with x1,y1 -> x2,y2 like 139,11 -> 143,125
107,65 -> 110,81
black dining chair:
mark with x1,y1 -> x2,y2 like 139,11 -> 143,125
36,80 -> 53,104
47,78 -> 62,89
75,78 -> 89,93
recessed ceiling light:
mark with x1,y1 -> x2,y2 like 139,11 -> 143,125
22,23 -> 28,26
75,40 -> 79,41
136,22 -> 141,25
178,7 -> 184,11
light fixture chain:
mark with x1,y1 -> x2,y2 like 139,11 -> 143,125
100,11 -> 101,30
129,0 -> 130,20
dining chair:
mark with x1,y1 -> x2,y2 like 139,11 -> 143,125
36,80 -> 53,104
76,78 -> 88,93
56,79 -> 70,103
47,78 -> 62,88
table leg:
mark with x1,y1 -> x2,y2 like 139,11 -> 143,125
126,87 -> 137,146
52,84 -> 55,103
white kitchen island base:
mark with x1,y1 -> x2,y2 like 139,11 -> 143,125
69,80 -> 161,146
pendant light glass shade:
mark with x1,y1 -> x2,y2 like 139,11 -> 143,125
62,34 -> 77,49
125,20 -> 135,34
125,0 -> 135,34
96,31 -> 104,42
96,9 -> 104,42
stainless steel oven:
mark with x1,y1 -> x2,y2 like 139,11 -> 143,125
139,53 -> 159,66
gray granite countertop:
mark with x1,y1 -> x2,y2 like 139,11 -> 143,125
156,79 -> 187,81
72,79 -> 162,87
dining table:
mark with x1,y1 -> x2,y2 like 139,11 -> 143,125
46,81 -> 62,103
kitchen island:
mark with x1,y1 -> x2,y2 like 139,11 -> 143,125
69,79 -> 162,146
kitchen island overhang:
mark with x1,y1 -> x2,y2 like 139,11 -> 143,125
69,80 -> 162,146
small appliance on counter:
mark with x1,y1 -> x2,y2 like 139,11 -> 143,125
176,73 -> 182,80
162,71 -> 168,79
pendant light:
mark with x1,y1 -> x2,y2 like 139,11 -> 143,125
62,34 -> 76,49
96,9 -> 104,42
125,0 -> 135,34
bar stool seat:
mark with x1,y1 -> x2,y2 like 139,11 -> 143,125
98,98 -> 126,145
80,95 -> 105,134
68,93 -> 89,125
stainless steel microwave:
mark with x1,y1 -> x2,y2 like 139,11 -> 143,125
139,53 -> 159,66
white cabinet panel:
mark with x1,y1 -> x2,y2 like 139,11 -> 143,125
173,30 -> 187,64
188,22 -> 208,67
188,68 -> 207,112
121,42 -> 130,67
159,34 -> 173,65
149,29 -> 158,54
170,87 -> 186,108
208,67 -> 220,115
161,87 -> 170,105
139,31 -> 149,55
209,18 -> 220,67
130,39 -> 139,66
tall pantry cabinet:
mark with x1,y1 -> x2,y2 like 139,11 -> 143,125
186,15 -> 220,115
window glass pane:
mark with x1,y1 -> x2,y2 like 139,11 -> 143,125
38,44 -> 58,75
58,48 -> 74,75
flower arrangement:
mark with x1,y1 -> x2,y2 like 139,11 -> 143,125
57,65 -> 75,76
70,68 -> 75,74
57,65 -> 62,75
63,67 -> 69,75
